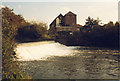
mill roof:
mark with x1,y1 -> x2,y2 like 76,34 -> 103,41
50,13 -> 63,26
64,11 -> 76,16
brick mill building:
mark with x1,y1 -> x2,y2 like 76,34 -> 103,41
49,11 -> 82,35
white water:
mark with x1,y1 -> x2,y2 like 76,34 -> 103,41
15,41 -> 75,61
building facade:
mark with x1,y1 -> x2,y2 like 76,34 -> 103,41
49,11 -> 82,34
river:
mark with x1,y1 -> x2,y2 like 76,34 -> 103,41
15,41 -> 119,79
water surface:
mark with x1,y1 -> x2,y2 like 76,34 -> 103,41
15,41 -> 119,79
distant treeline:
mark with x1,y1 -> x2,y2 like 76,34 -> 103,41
56,17 -> 119,48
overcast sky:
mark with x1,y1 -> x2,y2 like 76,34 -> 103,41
2,0 -> 119,26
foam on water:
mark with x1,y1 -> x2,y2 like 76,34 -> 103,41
15,41 -> 74,61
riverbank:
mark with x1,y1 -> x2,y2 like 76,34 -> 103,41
55,37 -> 119,49
16,37 -> 54,43
16,41 -> 55,47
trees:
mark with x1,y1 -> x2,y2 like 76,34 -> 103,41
84,16 -> 101,28
2,6 -> 49,79
32,22 -> 48,38
2,7 -> 30,79
2,7 -> 25,27
17,22 -> 48,41
115,21 -> 119,28
70,17 -> 119,48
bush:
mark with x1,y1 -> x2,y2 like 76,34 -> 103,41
2,7 -> 31,79
16,21 -> 48,42
72,20 -> 119,48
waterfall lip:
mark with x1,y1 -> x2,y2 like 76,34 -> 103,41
16,41 -> 55,47
15,41 -> 76,61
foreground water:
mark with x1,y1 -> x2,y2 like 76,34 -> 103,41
15,41 -> 119,79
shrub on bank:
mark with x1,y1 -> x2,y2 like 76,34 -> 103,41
2,6 -> 49,79
16,22 -> 48,42
2,7 -> 31,79
72,20 -> 119,48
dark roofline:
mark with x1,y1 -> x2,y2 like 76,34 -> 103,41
50,13 -> 63,26
64,11 -> 76,16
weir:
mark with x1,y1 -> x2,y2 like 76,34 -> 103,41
15,41 -> 74,61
